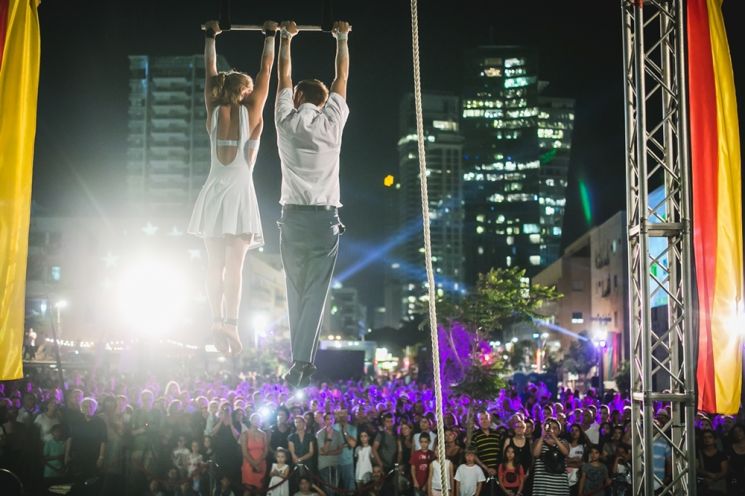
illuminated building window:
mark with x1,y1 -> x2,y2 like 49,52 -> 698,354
433,120 -> 458,131
505,76 -> 536,89
487,193 -> 505,203
523,223 -> 540,234
571,312 -> 584,324
545,206 -> 555,215
504,58 -> 525,68
506,236 -> 514,246
529,234 -> 541,244
391,263 -> 400,269
476,226 -> 485,234
463,109 -> 484,118
545,178 -> 555,187
483,67 -> 501,77
478,246 -> 484,255
485,109 -> 502,118
496,215 -> 505,223
529,255 -> 541,266
506,256 -> 512,267
553,227 -> 562,236
476,214 -> 485,223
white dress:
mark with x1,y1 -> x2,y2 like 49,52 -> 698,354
188,105 -> 264,249
267,463 -> 290,496
355,445 -> 373,482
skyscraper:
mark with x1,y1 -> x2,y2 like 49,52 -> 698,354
127,55 -> 230,217
461,46 -> 574,281
391,93 -> 465,322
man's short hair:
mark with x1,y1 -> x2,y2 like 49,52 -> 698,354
296,79 -> 329,106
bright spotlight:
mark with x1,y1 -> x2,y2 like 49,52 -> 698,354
294,390 -> 305,400
259,406 -> 271,419
55,300 -> 68,309
116,258 -> 191,336
252,313 -> 269,336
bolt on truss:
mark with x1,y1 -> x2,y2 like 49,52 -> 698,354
622,0 -> 697,495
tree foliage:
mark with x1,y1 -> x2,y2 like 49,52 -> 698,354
436,267 -> 562,336
421,267 -> 562,402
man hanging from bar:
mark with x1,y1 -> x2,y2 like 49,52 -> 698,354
274,19 -> 351,388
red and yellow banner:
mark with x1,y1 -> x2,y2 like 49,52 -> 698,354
689,0 -> 743,414
0,0 -> 41,380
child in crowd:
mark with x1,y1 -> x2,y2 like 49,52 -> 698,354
218,475 -> 236,496
428,440 -> 454,496
294,476 -> 326,496
187,440 -> 204,493
578,445 -> 610,496
410,432 -> 434,496
454,449 -> 486,496
267,447 -> 291,496
172,435 -> 191,478
355,430 -> 374,486
42,424 -> 66,480
497,445 -> 526,496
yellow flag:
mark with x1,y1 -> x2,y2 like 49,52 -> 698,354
0,0 -> 41,380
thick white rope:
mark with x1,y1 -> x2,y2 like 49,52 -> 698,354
409,1 -> 449,494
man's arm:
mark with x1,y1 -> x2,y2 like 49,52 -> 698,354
277,21 -> 298,94
329,21 -> 351,99
203,20 -> 221,117
247,20 -> 278,126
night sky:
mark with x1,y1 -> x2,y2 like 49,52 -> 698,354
33,1 -> 744,310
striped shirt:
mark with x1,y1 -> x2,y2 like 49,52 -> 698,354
470,429 -> 501,470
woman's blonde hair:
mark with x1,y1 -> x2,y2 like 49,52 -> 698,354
210,70 -> 253,105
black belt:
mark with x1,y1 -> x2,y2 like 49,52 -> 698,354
282,204 -> 337,212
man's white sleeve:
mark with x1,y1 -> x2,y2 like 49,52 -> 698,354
275,87 -> 295,124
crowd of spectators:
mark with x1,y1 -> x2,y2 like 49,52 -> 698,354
1,366 -> 743,496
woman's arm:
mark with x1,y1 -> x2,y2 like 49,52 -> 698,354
288,440 -> 298,464
552,436 -> 569,456
203,20 -> 221,118
532,438 -> 544,458
247,21 -> 278,128
240,431 -> 251,461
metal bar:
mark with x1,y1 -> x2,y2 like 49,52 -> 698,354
201,24 -> 325,32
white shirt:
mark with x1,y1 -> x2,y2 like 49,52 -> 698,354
430,459 -> 452,492
454,464 -> 486,496
275,88 -> 350,207
585,422 -> 600,445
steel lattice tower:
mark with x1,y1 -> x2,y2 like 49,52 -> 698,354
622,0 -> 697,494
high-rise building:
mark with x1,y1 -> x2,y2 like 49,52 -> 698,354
391,93 -> 465,321
538,96 -> 574,263
461,46 -> 574,281
127,55 -> 230,216
323,285 -> 367,339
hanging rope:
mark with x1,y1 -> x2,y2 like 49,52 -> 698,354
409,1 -> 449,495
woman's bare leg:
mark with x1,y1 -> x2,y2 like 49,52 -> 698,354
204,237 -> 228,352
222,234 -> 251,353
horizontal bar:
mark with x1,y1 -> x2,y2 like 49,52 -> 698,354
632,392 -> 694,402
201,24 -> 326,32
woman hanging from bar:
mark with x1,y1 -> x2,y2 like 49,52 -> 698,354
187,19 -> 277,354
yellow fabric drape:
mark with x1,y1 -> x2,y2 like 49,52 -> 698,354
708,0 -> 744,414
0,0 -> 41,380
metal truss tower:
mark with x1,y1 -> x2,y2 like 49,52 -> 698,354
622,0 -> 697,494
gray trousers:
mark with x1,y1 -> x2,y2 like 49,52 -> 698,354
278,206 -> 343,364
